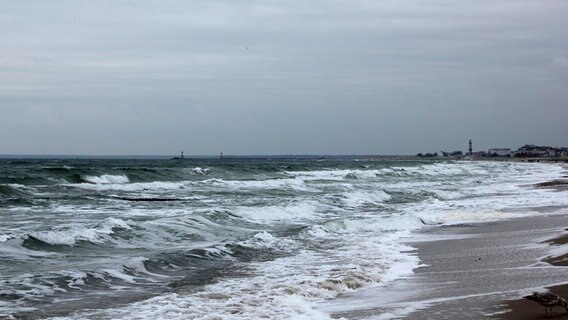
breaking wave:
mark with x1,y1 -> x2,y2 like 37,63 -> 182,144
23,218 -> 132,246
81,174 -> 130,184
1,158 -> 567,319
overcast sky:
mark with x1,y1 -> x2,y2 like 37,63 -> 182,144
1,0 -> 567,155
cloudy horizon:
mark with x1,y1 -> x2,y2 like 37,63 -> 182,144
1,0 -> 567,156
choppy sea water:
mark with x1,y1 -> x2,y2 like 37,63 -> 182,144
0,158 -> 566,319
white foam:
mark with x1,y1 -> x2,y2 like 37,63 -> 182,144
10,161 -> 568,320
4,183 -> 34,191
29,227 -> 105,246
341,190 -> 391,207
205,177 -> 313,192
59,213 -> 421,320
120,256 -> 169,280
0,239 -> 61,259
28,218 -> 132,246
57,271 -> 88,289
1,272 -> 67,306
0,234 -> 13,243
235,201 -> 321,222
238,231 -> 297,252
320,216 -> 423,234
285,169 -> 381,182
82,174 -> 130,184
100,268 -> 137,284
72,176 -> 317,195
417,209 -> 522,226
70,180 -> 188,192
191,167 -> 211,175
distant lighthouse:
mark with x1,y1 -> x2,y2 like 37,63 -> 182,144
468,139 -> 473,156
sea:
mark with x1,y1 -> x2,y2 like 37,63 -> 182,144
0,157 -> 567,319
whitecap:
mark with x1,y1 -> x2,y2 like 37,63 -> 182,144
69,181 -> 188,192
238,231 -> 297,251
27,218 -> 132,246
340,190 -> 391,207
192,167 -> 211,175
235,201 -> 321,222
0,234 -> 13,243
82,174 -> 130,184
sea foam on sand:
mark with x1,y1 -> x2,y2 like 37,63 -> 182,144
319,210 -> 568,320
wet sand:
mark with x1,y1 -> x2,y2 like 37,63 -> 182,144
499,232 -> 568,320
320,212 -> 568,319
501,284 -> 568,319
497,171 -> 568,320
318,175 -> 568,319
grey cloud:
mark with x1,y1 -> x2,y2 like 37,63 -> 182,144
1,0 -> 567,155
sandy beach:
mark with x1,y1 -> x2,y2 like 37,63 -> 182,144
499,232 -> 568,320
321,210 -> 568,319
499,179 -> 568,320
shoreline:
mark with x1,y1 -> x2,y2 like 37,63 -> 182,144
319,161 -> 568,319
498,231 -> 568,319
410,213 -> 568,320
503,173 -> 568,319
322,211 -> 568,319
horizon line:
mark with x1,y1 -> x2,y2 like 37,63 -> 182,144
0,153 -> 416,159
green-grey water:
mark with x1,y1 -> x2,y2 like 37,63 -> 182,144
0,158 -> 566,319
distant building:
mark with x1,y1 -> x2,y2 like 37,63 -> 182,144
472,151 -> 487,158
433,142 -> 567,160
514,145 -> 558,158
416,152 -> 439,158
441,151 -> 463,157
488,148 -> 512,157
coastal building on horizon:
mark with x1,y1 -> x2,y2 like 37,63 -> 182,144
473,144 -> 568,161
418,141 -> 567,161
488,148 -> 512,157
514,145 -> 568,158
